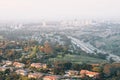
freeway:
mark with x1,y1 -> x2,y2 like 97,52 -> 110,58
68,36 -> 120,62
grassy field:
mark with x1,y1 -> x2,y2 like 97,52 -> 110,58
49,54 -> 108,64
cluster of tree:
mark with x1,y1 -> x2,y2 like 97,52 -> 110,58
2,49 -> 22,61
51,61 -> 92,75
103,63 -> 120,79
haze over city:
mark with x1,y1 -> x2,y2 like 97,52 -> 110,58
0,0 -> 120,22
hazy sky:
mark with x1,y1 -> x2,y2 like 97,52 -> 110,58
0,0 -> 120,21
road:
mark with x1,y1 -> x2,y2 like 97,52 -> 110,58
68,36 -> 120,62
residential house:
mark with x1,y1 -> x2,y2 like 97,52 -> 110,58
65,70 -> 79,76
15,69 -> 27,76
13,62 -> 25,68
0,67 -> 8,72
80,70 -> 100,78
42,64 -> 47,69
30,63 -> 47,69
43,75 -> 60,80
0,67 -> 13,72
28,73 -> 43,79
5,61 -> 12,66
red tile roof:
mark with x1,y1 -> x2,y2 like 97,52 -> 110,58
43,76 -> 58,80
80,70 -> 99,77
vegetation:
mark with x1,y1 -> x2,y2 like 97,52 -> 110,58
49,54 -> 108,64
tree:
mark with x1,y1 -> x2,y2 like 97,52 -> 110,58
44,41 -> 53,54
92,67 -> 102,73
4,69 -> 10,75
103,63 -> 112,77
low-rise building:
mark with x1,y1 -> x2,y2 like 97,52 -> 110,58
0,67 -> 13,72
31,63 -> 42,68
15,69 -> 27,76
13,62 -> 25,68
0,67 -> 8,72
5,61 -> 12,66
65,70 -> 79,76
30,63 -> 47,69
28,73 -> 43,79
43,75 -> 60,80
80,70 -> 100,78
